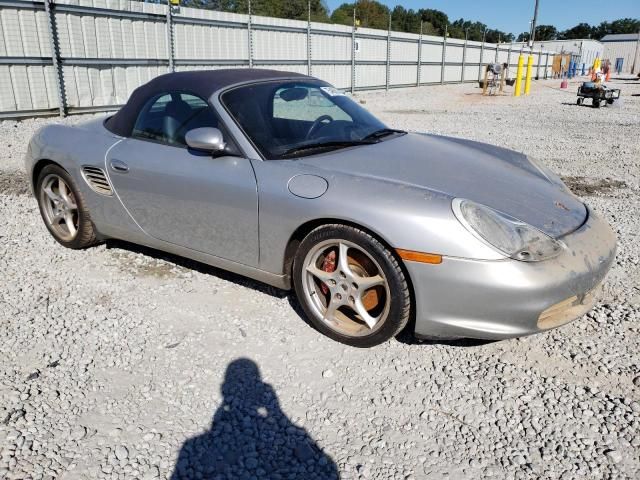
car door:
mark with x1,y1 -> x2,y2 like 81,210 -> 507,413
106,91 -> 259,267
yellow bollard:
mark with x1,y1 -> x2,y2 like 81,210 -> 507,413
524,54 -> 533,95
514,54 -> 524,97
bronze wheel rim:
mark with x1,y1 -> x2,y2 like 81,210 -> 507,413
302,239 -> 391,337
39,174 -> 79,242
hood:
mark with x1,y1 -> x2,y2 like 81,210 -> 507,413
301,133 -> 586,238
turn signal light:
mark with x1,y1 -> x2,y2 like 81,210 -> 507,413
396,249 -> 442,264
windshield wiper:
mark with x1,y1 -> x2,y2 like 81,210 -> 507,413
361,128 -> 406,142
279,140 -> 375,158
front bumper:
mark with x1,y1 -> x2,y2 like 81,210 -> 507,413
407,208 -> 617,340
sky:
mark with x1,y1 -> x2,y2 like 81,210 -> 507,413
324,0 -> 640,35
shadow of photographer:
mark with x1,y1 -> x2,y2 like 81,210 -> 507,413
171,358 -> 339,479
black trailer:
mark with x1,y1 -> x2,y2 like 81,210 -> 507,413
577,82 -> 621,108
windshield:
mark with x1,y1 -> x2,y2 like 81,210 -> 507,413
221,81 -> 395,159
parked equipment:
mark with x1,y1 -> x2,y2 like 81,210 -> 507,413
482,63 -> 507,95
576,82 -> 621,108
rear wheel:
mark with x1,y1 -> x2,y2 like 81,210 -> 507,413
36,164 -> 97,249
293,224 -> 411,347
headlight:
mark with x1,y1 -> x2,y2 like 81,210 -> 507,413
452,198 -> 563,262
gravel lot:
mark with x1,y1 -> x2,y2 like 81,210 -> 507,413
1,76 -> 639,480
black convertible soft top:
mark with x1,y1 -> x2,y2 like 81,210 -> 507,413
105,69 -> 310,137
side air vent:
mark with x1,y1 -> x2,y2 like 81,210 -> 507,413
81,166 -> 113,196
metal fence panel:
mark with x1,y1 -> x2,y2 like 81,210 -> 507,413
389,64 -> 417,86
465,46 -> 481,64
390,40 -> 418,62
444,65 -> 462,82
463,65 -> 478,82
497,48 -> 510,64
446,45 -> 464,63
356,37 -> 387,62
420,64 -> 440,83
310,33 -> 350,61
312,63 -> 350,89
355,64 -> 385,89
253,29 -> 306,61
421,42 -> 443,63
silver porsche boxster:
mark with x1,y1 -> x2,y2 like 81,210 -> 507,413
25,69 -> 616,347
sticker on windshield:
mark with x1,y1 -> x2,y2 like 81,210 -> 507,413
320,86 -> 346,97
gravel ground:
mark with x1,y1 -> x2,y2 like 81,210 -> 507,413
1,76 -> 639,480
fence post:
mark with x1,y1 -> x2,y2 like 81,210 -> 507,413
247,0 -> 253,68
544,52 -> 549,79
461,29 -> 467,83
43,0 -> 66,117
478,29 -> 486,81
351,8 -> 356,94
440,25 -> 447,84
386,13 -> 391,91
306,1 -> 312,75
507,42 -> 512,71
417,21 -> 422,86
535,50 -> 541,79
166,2 -> 175,73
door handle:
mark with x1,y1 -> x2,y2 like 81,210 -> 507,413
110,159 -> 129,173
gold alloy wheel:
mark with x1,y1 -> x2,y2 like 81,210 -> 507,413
39,174 -> 79,242
302,239 -> 391,337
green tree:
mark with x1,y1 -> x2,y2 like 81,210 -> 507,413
592,18 -> 640,39
534,24 -> 557,41
558,22 -> 594,39
448,19 -> 486,41
182,0 -> 329,21
330,0 -> 390,29
484,28 -> 512,43
418,8 -> 448,36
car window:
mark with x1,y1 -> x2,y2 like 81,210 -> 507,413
273,86 -> 352,122
132,92 -> 218,147
222,81 -> 386,159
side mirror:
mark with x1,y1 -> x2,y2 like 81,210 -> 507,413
185,127 -> 226,154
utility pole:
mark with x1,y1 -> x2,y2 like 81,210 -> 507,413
529,0 -> 539,47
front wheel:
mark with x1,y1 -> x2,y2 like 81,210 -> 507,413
293,224 -> 411,347
36,164 -> 97,249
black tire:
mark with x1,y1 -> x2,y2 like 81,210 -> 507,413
293,224 -> 411,348
593,99 -> 600,108
576,97 -> 583,106
36,164 -> 98,249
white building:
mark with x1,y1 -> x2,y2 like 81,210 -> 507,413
600,33 -> 640,74
510,39 -> 603,68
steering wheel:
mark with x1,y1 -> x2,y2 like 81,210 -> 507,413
306,115 -> 334,139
